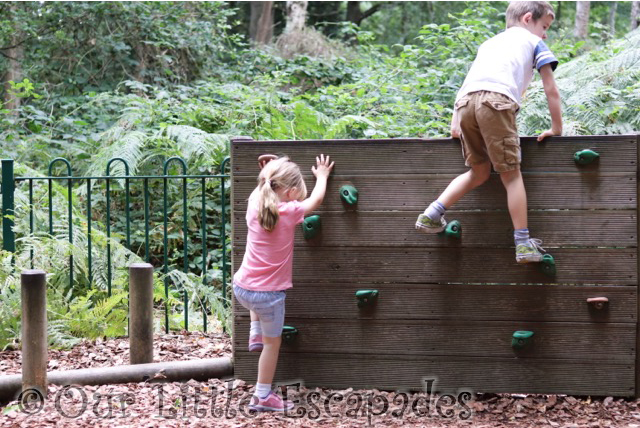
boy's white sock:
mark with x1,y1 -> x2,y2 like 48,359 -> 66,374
256,382 -> 271,399
424,200 -> 447,221
250,321 -> 262,337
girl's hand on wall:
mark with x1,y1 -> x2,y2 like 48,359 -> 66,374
258,154 -> 278,169
311,154 -> 334,179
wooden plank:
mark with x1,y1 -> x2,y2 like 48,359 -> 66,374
233,283 -> 637,323
233,210 -> 637,248
234,318 -> 635,361
231,135 -> 637,175
232,247 -> 637,286
233,173 -> 637,212
233,352 -> 635,396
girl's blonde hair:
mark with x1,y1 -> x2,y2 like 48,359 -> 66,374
257,157 -> 307,232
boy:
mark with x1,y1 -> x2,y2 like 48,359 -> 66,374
416,1 -> 562,264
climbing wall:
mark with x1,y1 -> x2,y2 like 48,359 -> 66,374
231,135 -> 639,397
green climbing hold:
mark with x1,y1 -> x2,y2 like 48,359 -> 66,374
355,289 -> 379,308
302,215 -> 321,240
438,220 -> 462,239
539,254 -> 556,276
340,185 -> 358,205
574,149 -> 600,165
511,330 -> 534,349
282,325 -> 298,344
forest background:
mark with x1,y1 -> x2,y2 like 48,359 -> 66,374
0,1 -> 639,349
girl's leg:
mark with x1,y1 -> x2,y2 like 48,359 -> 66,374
257,335 -> 282,385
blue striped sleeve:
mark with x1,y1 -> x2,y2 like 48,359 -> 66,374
534,40 -> 558,71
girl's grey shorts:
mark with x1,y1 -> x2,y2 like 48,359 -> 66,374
233,284 -> 286,337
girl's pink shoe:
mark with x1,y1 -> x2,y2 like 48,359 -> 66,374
248,334 -> 263,352
249,391 -> 294,412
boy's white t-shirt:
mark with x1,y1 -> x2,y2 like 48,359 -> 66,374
456,26 -> 558,106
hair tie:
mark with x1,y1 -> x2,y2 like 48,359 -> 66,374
265,179 -> 272,187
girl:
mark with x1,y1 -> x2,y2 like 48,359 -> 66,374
233,154 -> 335,412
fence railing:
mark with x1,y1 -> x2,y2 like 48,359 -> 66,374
1,157 -> 231,334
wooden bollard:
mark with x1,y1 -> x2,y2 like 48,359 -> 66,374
21,269 -> 47,400
129,263 -> 154,364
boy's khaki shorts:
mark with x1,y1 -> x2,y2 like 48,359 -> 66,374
455,91 -> 521,173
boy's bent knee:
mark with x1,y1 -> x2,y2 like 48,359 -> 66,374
470,162 -> 491,184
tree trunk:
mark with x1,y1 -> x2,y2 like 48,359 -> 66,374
284,1 -> 308,34
3,3 -> 23,113
632,1 -> 640,31
574,1 -> 591,39
250,1 -> 273,45
608,2 -> 617,37
347,1 -> 362,25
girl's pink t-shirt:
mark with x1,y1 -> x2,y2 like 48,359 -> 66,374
233,193 -> 305,291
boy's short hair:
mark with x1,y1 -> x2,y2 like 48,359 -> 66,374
506,1 -> 555,28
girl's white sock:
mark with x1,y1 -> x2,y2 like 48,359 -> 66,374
250,321 -> 262,337
256,382 -> 271,399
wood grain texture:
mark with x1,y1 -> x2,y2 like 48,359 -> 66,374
231,136 -> 637,175
233,352 -> 635,396
234,210 -> 637,248
233,247 -> 637,286
233,283 -> 637,323
233,173 -> 637,212
234,318 -> 635,361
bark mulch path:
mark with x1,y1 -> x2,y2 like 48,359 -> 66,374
2,332 -> 640,427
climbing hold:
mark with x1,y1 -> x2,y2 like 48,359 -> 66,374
340,185 -> 358,205
574,149 -> 600,165
355,289 -> 379,308
438,220 -> 462,239
282,325 -> 298,344
302,215 -> 321,240
511,330 -> 534,350
539,254 -> 556,276
586,297 -> 609,310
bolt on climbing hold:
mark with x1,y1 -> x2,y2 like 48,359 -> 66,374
355,289 -> 379,308
511,330 -> 534,350
539,254 -> 556,276
282,325 -> 298,344
586,297 -> 609,311
438,220 -> 462,239
302,215 -> 321,240
340,185 -> 358,205
574,149 -> 600,165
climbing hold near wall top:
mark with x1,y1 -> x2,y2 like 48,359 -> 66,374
511,330 -> 534,349
302,215 -> 321,240
355,289 -> 379,308
586,297 -> 609,310
340,185 -> 358,205
574,149 -> 600,165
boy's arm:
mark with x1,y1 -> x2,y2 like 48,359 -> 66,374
537,64 -> 563,142
451,109 -> 461,139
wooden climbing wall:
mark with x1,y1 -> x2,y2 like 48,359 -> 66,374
231,135 -> 639,397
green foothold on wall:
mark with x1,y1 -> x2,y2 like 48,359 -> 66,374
574,149 -> 600,165
438,220 -> 462,238
539,254 -> 556,276
282,325 -> 298,344
355,289 -> 379,308
340,185 -> 358,205
302,215 -> 321,239
511,330 -> 534,349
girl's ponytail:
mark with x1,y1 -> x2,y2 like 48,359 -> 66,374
256,156 -> 307,232
257,175 -> 280,232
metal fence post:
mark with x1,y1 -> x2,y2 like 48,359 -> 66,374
129,263 -> 154,364
21,269 -> 47,400
1,159 -> 15,252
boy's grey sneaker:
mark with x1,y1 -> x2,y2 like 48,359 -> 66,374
415,213 -> 447,234
515,238 -> 545,264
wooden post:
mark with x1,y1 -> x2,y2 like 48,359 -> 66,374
21,269 -> 47,400
129,263 -> 154,364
